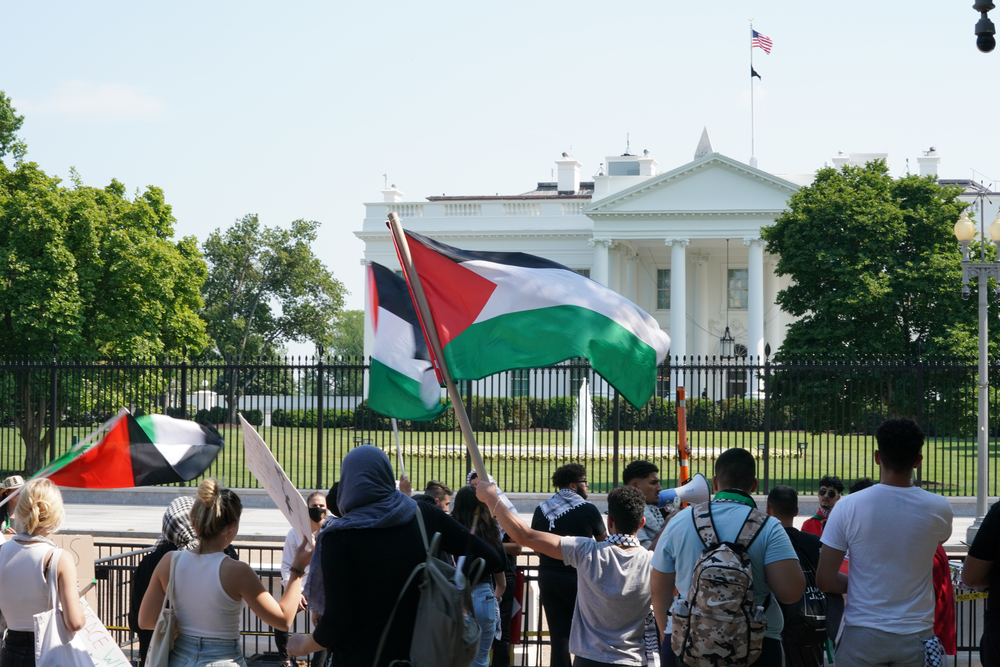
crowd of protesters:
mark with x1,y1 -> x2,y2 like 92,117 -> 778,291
2,416 -> 999,667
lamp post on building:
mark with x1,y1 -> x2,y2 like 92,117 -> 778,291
954,207 -> 1000,542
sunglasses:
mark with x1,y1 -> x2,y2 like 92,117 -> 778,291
817,489 -> 839,499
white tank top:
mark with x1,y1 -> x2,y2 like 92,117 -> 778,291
0,540 -> 55,631
172,550 -> 245,639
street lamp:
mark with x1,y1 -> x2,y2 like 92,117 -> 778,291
955,207 -> 1000,542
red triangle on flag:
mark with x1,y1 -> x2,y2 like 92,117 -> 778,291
47,415 -> 136,488
407,233 -> 497,349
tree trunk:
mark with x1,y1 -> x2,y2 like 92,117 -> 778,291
13,375 -> 47,476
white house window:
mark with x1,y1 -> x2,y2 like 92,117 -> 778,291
576,269 -> 591,279
728,269 -> 748,310
657,269 -> 670,309
510,369 -> 530,397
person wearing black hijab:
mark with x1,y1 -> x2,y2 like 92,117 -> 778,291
286,446 -> 502,666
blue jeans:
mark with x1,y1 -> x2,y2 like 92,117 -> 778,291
471,582 -> 497,667
168,634 -> 247,667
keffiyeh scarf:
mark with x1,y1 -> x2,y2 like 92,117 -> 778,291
538,489 -> 586,530
155,496 -> 199,551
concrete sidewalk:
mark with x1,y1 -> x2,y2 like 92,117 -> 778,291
46,487 -> 985,548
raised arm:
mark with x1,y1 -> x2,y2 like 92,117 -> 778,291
475,482 -> 563,560
225,537 -> 312,631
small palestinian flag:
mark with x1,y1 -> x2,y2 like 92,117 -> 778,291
41,413 -> 223,488
392,229 -> 671,408
367,261 -> 446,421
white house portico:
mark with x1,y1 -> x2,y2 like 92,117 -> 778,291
357,136 -> 802,398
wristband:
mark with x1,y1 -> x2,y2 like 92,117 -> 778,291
289,566 -> 305,577
492,498 -> 502,514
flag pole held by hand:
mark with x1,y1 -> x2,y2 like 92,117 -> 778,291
386,213 -> 491,489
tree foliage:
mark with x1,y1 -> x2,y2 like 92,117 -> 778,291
762,161 -> 980,358
0,101 -> 209,473
330,310 -> 364,360
200,214 -> 345,419
0,91 -> 26,163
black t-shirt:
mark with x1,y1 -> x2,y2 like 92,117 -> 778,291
968,501 -> 1000,621
530,501 -> 606,573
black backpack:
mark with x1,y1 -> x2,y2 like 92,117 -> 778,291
779,530 -> 827,648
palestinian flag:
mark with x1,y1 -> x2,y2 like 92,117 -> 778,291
367,261 -> 446,421
40,413 -> 223,488
393,229 -> 671,408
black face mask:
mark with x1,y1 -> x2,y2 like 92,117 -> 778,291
308,507 -> 327,523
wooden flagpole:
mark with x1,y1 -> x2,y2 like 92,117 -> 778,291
386,213 -> 490,486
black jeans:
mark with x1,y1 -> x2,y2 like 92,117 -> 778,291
538,570 -> 577,667
1,631 -> 35,667
492,570 -> 516,667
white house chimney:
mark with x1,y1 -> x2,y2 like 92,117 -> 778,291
917,147 -> 940,177
382,185 -> 404,203
831,151 -> 850,169
638,149 -> 659,176
556,153 -> 582,194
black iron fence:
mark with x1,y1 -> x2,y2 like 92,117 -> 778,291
1,355 -> 996,495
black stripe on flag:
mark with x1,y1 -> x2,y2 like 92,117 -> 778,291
405,229 -> 574,272
371,262 -> 432,361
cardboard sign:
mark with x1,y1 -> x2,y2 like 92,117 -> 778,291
240,415 -> 312,541
51,534 -> 97,610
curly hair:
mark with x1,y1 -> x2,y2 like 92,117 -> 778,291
551,463 -> 587,489
818,475 -> 845,494
875,418 -> 924,474
607,486 -> 646,535
623,460 -> 659,485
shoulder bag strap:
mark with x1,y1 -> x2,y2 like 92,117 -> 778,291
414,503 -> 430,553
161,550 -> 181,614
46,548 -> 62,610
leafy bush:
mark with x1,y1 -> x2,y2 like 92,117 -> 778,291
720,399 -> 764,431
238,409 -> 263,426
195,406 -> 228,424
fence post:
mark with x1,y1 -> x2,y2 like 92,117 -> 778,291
49,344 -> 58,463
762,346 -> 771,493
612,391 -> 620,488
180,345 -> 188,420
316,346 -> 325,491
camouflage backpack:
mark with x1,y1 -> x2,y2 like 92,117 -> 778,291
672,502 -> 768,667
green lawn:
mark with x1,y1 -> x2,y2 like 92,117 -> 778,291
0,426 -> 992,496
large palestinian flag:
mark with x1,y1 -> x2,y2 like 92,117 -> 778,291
393,229 -> 671,408
40,413 -> 223,488
367,261 -> 446,421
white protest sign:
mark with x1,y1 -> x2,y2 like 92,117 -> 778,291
239,415 -> 313,541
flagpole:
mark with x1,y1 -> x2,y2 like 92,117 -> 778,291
391,418 -> 407,479
386,212 -> 490,487
750,19 -> 755,166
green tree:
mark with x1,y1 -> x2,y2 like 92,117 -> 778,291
330,310 -> 364,359
763,160 -> 975,358
0,158 -> 209,473
762,160 -> 983,428
201,214 -> 345,420
0,90 -> 26,163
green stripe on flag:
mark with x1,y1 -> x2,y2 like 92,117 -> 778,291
443,305 -> 661,408
368,358 -> 446,421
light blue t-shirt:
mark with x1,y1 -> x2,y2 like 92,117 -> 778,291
651,501 -> 797,640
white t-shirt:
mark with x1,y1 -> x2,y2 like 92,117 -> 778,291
821,484 -> 953,634
561,536 -> 653,665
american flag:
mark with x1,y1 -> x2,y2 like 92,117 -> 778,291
752,29 -> 773,54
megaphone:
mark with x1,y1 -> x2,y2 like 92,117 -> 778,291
657,473 -> 712,509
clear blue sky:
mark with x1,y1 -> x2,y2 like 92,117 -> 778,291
3,1 -> 996,354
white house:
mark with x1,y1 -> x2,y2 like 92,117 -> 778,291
356,135 -> 985,400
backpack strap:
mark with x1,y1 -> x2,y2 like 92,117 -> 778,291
691,501 -> 719,549
735,507 -> 769,551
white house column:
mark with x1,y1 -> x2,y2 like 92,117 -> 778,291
625,253 -> 638,303
744,238 -> 765,359
665,239 -> 689,363
765,257 -> 781,357
609,245 -> 621,293
589,237 -> 612,286
692,252 -> 710,360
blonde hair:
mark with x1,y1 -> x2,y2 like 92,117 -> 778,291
191,478 -> 242,541
14,478 -> 65,536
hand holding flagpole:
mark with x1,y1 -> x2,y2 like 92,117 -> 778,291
386,213 -> 491,487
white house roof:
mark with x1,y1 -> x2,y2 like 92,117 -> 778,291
584,152 -> 800,219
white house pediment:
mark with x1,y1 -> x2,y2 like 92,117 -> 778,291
584,153 -> 799,216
